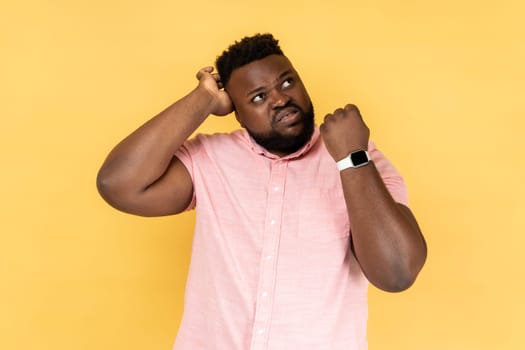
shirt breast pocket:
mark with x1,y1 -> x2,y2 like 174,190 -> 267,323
297,189 -> 350,243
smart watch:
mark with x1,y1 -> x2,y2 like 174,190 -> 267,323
336,150 -> 370,171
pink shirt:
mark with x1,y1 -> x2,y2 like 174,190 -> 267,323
173,127 -> 408,350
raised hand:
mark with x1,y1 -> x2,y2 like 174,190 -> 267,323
196,66 -> 234,116
320,104 -> 370,161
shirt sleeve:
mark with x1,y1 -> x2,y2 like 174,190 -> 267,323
173,137 -> 202,211
368,141 -> 409,206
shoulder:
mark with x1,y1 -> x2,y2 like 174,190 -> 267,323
178,129 -> 255,166
182,129 -> 248,152
191,129 -> 247,146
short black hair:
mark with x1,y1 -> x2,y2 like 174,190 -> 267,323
215,33 -> 284,87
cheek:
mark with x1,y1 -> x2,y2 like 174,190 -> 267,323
238,104 -> 263,119
237,108 -> 271,131
293,84 -> 310,104
297,90 -> 310,104
235,108 -> 255,128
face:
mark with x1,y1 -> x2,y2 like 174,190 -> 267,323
225,55 -> 315,156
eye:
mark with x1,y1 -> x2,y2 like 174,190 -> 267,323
251,93 -> 265,103
281,78 -> 293,89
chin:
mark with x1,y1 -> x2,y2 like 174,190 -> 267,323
248,109 -> 315,155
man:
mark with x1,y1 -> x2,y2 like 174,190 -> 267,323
97,33 -> 427,350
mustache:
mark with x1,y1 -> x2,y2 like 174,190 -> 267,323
273,101 -> 301,113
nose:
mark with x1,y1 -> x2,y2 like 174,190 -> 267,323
270,89 -> 290,109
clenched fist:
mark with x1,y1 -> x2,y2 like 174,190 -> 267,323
320,104 -> 370,161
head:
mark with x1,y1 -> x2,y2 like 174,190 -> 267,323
215,33 -> 315,156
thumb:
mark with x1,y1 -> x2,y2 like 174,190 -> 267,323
196,66 -> 214,80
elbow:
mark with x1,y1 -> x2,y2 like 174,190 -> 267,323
377,236 -> 428,293
375,272 -> 417,293
371,254 -> 427,293
96,168 -> 164,217
97,171 -> 116,210
96,167 -> 114,201
96,167 -> 130,209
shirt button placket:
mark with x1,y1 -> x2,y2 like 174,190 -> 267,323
250,160 -> 287,350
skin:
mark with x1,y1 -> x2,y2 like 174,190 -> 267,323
96,66 -> 231,216
321,104 -> 427,291
97,54 -> 427,292
226,55 -> 314,156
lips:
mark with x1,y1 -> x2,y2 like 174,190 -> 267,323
275,107 -> 301,125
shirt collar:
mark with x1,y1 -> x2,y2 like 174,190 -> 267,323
242,126 -> 320,160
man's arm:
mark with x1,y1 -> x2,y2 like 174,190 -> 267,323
320,104 -> 427,292
96,67 -> 233,216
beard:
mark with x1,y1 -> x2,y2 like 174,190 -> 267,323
246,103 -> 315,155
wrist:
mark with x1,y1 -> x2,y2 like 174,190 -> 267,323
191,85 -> 219,117
336,149 -> 371,171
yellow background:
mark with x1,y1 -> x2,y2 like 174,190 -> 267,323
1,0 -> 524,349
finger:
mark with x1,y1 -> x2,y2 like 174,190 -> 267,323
344,104 -> 361,116
209,73 -> 225,89
195,66 -> 214,80
332,108 -> 345,118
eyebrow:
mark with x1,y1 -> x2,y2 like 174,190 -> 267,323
245,69 -> 293,97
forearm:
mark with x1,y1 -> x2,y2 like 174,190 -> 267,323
341,163 -> 427,292
97,86 -> 214,195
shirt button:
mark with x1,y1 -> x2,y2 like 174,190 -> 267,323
270,219 -> 276,225
262,291 -> 268,297
273,186 -> 279,191
257,329 -> 265,335
264,255 -> 273,260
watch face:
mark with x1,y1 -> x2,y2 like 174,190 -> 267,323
350,150 -> 369,166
